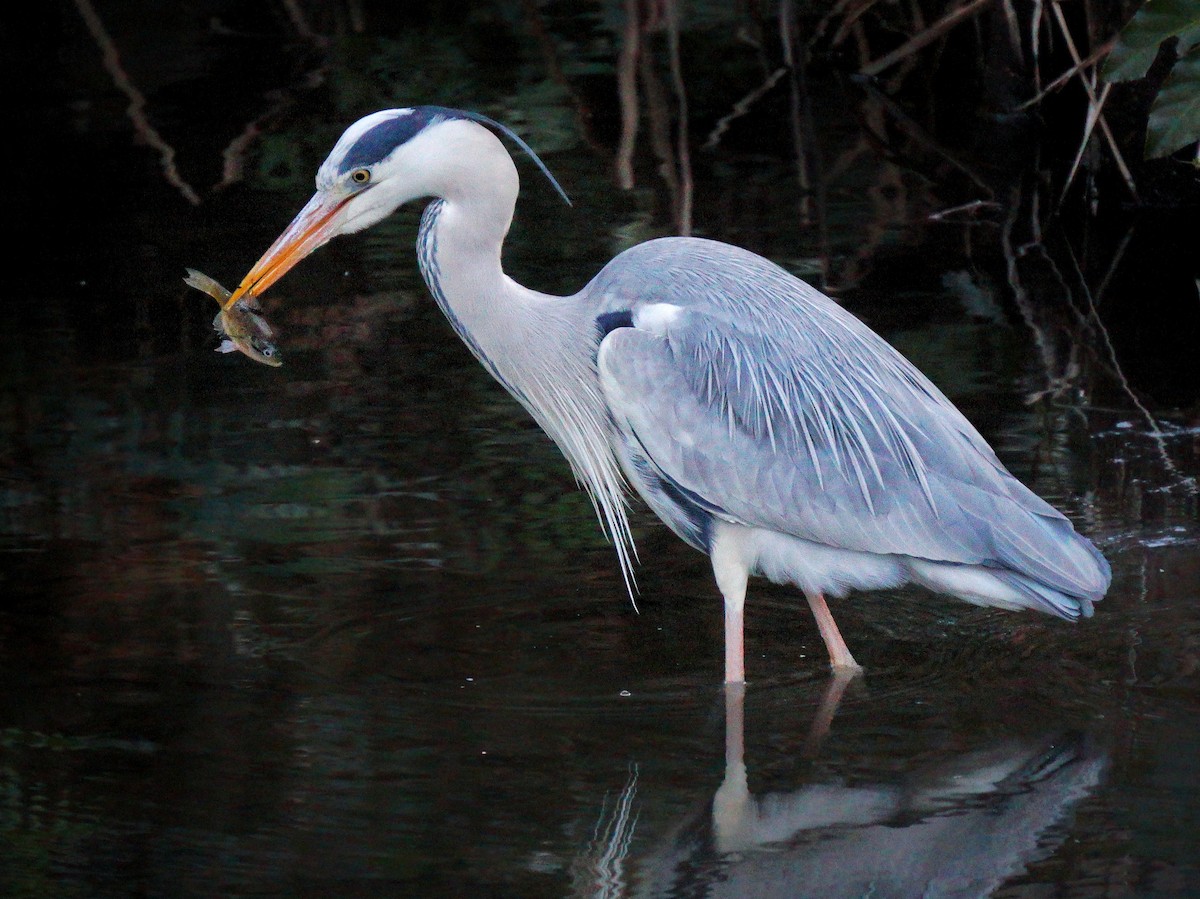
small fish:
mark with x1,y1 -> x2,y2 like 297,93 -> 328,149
184,268 -> 283,367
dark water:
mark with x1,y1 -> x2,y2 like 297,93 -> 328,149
4,3 -> 1200,896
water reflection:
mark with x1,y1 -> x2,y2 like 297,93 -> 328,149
575,680 -> 1107,898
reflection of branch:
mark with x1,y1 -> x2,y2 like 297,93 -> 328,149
213,9 -> 329,193
823,134 -> 871,183
1000,183 -> 1059,390
1066,244 -> 1197,495
214,70 -> 326,192
277,0 -> 326,45
703,67 -> 788,150
616,0 -> 693,233
833,162 -> 909,289
781,0 -> 813,227
216,102 -> 281,192
615,0 -> 642,190
72,0 -> 201,205
665,0 -> 693,235
1093,224 -> 1135,307
520,0 -> 607,157
824,94 -> 916,290
207,2 -> 330,193
641,47 -> 682,219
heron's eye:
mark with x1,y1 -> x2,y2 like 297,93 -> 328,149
351,168 -> 371,185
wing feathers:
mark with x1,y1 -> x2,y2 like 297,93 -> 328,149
592,238 -> 1109,603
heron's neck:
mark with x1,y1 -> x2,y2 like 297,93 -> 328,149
416,194 -> 637,591
416,196 -> 549,398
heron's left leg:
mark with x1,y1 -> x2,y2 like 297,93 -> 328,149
804,591 -> 863,673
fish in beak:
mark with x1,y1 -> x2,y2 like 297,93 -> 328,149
183,268 -> 282,367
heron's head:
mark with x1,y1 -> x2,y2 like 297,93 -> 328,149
226,106 -> 568,306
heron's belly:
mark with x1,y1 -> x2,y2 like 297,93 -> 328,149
617,432 -> 906,595
728,524 -> 909,598
612,424 -> 1059,613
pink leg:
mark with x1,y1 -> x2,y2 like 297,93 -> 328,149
711,531 -> 750,684
805,591 -> 863,673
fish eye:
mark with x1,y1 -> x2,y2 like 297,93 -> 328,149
351,168 -> 371,185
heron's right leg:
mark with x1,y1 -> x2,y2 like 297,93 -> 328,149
710,532 -> 750,684
804,591 -> 863,673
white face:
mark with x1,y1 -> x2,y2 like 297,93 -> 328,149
313,109 -> 462,235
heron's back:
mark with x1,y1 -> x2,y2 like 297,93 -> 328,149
588,237 -> 1110,615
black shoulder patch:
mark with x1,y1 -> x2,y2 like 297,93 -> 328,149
338,108 -> 451,174
596,310 -> 634,340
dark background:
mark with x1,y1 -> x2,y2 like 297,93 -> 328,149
2,1 -> 1199,896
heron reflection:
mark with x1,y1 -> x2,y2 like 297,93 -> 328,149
574,683 -> 1106,897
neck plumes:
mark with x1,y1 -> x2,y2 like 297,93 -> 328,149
415,146 -> 637,595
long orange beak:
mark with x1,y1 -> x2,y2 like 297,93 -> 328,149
224,192 -> 350,309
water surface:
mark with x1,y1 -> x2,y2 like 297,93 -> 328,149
4,3 -> 1199,896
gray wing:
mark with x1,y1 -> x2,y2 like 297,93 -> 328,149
592,238 -> 1108,600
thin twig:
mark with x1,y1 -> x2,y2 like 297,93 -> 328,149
1000,0 -> 1025,67
859,0 -> 994,77
926,198 -> 1003,222
1093,223 -> 1136,306
820,0 -> 883,49
277,0 -> 321,43
1016,36 -> 1116,110
1030,0 -> 1044,94
1061,80 -> 1112,204
1050,3 -> 1137,199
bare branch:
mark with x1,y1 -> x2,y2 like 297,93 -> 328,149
859,0 -> 995,77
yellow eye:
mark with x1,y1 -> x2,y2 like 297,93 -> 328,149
351,168 -> 371,184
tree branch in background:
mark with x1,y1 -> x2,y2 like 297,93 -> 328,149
73,0 -> 201,206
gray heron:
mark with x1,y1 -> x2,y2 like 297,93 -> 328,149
226,106 -> 1111,682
